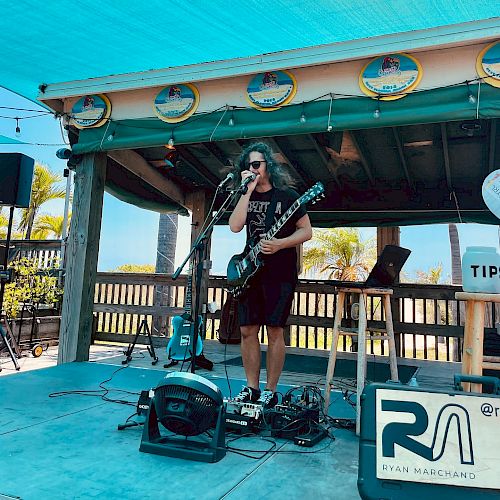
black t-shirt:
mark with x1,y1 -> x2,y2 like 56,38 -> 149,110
245,187 -> 307,282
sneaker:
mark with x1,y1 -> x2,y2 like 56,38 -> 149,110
229,386 -> 261,403
257,389 -> 278,408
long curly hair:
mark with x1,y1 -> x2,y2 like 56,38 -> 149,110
233,141 -> 294,189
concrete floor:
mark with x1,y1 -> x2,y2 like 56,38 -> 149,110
0,344 -> 361,500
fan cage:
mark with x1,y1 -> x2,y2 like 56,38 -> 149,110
155,383 -> 220,436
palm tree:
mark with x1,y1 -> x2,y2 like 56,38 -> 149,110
448,224 -> 462,285
32,214 -> 69,239
0,210 -> 8,239
154,213 -> 178,335
303,228 -> 376,280
18,163 -> 66,239
415,264 -> 443,284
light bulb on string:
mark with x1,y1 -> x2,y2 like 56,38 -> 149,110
166,131 -> 175,149
228,107 -> 235,127
373,97 -> 381,119
15,118 -> 21,137
299,103 -> 306,124
466,81 -> 477,104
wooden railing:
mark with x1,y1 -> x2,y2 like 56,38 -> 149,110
93,272 -> 500,362
1,239 -> 62,268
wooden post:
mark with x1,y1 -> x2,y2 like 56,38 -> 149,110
356,291 -> 367,436
58,153 -> 106,364
186,190 -> 212,333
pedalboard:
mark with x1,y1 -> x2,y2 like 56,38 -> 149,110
223,393 -> 327,446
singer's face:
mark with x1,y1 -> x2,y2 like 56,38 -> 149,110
248,151 -> 269,184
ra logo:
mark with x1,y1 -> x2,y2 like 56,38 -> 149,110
381,401 -> 474,465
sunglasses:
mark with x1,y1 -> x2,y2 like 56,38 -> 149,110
247,160 -> 267,169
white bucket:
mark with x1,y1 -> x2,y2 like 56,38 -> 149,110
462,246 -> 500,294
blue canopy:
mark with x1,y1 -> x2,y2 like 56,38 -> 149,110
1,1 -> 499,102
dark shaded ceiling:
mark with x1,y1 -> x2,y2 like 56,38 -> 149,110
106,117 -> 499,226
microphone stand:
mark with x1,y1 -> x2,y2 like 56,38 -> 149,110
172,183 -> 244,374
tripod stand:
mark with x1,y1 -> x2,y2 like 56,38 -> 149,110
171,181 -> 242,373
122,318 -> 159,366
0,206 -> 21,371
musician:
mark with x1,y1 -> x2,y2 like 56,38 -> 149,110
228,142 -> 312,407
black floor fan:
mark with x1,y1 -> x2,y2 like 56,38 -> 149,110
140,372 -> 226,463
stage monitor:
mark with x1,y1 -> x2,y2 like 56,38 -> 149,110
0,153 -> 34,208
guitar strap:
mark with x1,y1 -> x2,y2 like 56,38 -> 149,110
264,188 -> 279,234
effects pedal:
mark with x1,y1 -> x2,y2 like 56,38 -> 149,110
224,400 -> 263,433
294,427 -> 328,447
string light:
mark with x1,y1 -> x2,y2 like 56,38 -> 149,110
466,81 -> 476,104
166,131 -> 175,149
228,107 -> 235,127
15,118 -> 21,137
299,103 -> 307,124
373,97 -> 381,119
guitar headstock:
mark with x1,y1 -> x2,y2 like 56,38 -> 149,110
300,182 -> 325,205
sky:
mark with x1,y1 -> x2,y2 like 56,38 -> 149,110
1,87 -> 499,281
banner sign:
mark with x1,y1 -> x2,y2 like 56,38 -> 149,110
482,169 -> 500,219
71,94 -> 111,129
477,41 -> 500,88
376,388 -> 500,489
359,53 -> 422,100
246,70 -> 297,111
154,83 -> 200,123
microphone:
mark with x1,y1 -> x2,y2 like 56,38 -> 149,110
239,173 -> 257,194
218,172 -> 235,188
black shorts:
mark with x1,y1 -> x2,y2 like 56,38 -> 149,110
237,273 -> 296,328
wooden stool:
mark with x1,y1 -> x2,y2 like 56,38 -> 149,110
324,287 -> 399,435
455,291 -> 500,392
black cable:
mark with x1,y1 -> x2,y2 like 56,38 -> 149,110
48,364 -> 139,407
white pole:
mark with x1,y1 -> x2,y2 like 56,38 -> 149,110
59,169 -> 72,277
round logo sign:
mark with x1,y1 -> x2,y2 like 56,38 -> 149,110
476,41 -> 500,88
359,53 -> 422,100
154,83 -> 199,123
246,70 -> 297,111
482,169 -> 500,219
70,94 -> 111,129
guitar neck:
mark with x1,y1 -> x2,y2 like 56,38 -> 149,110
184,272 -> 192,317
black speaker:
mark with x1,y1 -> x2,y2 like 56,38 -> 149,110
0,153 -> 35,208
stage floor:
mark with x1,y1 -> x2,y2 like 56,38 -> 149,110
0,359 -> 361,500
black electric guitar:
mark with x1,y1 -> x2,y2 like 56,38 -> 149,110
226,182 -> 324,297
166,266 -> 203,362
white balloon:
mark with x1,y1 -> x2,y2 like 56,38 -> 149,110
482,169 -> 500,220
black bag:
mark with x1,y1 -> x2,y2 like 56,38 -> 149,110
217,295 -> 241,344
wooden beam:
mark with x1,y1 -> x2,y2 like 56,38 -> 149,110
489,118 -> 497,173
348,131 -> 375,185
176,146 -> 220,189
202,142 -> 232,171
392,127 -> 414,190
270,137 -> 311,186
307,133 -> 341,187
440,123 -> 453,190
58,153 -> 106,363
108,149 -> 188,210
